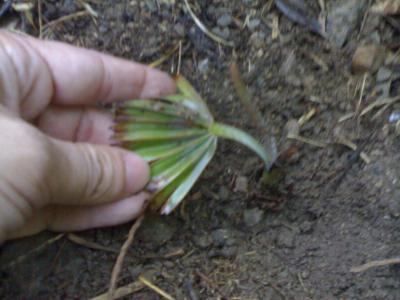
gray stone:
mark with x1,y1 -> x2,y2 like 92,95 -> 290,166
211,26 -> 230,40
137,215 -> 177,247
198,58 -> 209,74
219,246 -> 237,258
208,246 -> 237,258
243,208 -> 264,227
211,228 -> 236,247
300,221 -> 314,234
243,157 -> 260,176
193,234 -> 213,249
276,228 -> 296,248
326,0 -> 368,47
234,176 -> 248,193
389,111 -> 400,123
249,31 -> 266,49
351,44 -> 385,74
247,18 -> 261,31
376,67 -> 392,82
174,23 -> 185,37
217,13 -> 232,27
218,186 -> 230,201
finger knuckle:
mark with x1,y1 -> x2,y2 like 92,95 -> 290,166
82,145 -> 124,203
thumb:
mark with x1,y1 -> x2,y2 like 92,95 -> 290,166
46,138 -> 150,206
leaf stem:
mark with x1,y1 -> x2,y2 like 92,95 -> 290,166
209,122 -> 271,169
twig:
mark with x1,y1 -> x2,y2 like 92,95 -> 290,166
43,10 -> 90,30
90,280 -> 145,300
297,273 -> 311,295
298,107 -> 317,127
108,214 -> 145,299
355,73 -> 367,119
335,137 -> 371,164
351,257 -> 400,273
261,279 -> 287,300
67,233 -> 119,253
288,134 -> 327,148
340,95 -> 400,122
338,112 -> 355,123
45,238 -> 67,276
195,270 -> 215,287
139,275 -> 175,300
372,103 -> 391,120
271,14 -> 280,40
38,0 -> 43,38
177,40 -> 182,75
306,51 -> 328,71
0,233 -> 64,270
183,0 -> 234,47
360,95 -> 400,117
78,0 -> 99,18
148,43 -> 180,68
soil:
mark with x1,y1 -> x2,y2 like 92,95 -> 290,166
1,0 -> 400,299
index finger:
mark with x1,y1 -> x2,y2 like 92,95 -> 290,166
23,33 -> 176,105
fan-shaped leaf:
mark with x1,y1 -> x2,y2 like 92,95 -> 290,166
113,76 -> 269,215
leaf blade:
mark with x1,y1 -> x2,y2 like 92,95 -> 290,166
210,122 -> 271,169
161,137 -> 217,214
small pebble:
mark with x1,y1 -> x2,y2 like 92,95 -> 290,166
198,58 -> 209,74
163,261 -> 175,269
389,111 -> 400,123
249,31 -> 265,49
218,186 -> 230,201
276,228 -> 296,249
137,215 -> 176,247
247,18 -> 261,31
208,246 -> 237,258
234,176 -> 248,193
193,234 -> 213,249
174,23 -> 185,37
217,13 -> 232,27
211,229 -> 236,247
300,221 -> 314,234
212,26 -> 230,39
243,208 -> 264,227
351,44 -> 385,74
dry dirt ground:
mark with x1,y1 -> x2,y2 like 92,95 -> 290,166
1,0 -> 400,299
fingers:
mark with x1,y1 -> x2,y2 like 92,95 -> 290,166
0,30 -> 175,120
47,138 -> 150,206
21,32 -> 176,104
37,106 -> 114,144
7,193 -> 148,239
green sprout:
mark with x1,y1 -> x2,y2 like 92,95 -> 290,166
113,76 -> 270,215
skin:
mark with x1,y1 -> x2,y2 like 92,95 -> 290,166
0,31 -> 176,244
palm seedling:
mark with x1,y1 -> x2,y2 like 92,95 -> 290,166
113,76 -> 271,215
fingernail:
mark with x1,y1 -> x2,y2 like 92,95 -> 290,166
123,153 -> 150,195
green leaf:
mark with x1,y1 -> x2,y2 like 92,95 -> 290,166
209,122 -> 271,168
174,75 -> 213,122
121,99 -> 200,119
161,137 -> 217,214
150,135 -> 213,191
132,136 -> 202,162
114,75 -> 271,215
149,166 -> 193,210
115,127 -> 207,142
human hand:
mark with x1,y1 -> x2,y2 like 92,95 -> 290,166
0,31 -> 175,244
